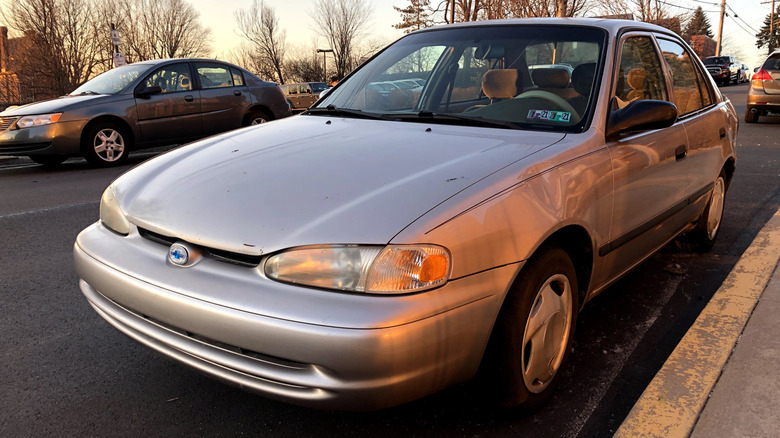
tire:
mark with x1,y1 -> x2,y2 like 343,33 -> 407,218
480,245 -> 579,409
745,109 -> 759,123
243,110 -> 270,126
29,155 -> 67,166
677,171 -> 727,252
82,122 -> 129,166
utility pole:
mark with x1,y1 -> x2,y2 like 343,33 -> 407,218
715,0 -> 726,56
769,0 -> 775,55
557,0 -> 564,17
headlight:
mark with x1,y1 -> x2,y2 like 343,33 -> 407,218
99,185 -> 130,235
15,113 -> 62,129
264,244 -> 451,294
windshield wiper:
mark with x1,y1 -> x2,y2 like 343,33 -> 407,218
304,105 -> 387,120
70,90 -> 101,96
392,110 -> 522,130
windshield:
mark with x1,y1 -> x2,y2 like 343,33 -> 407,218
70,64 -> 152,95
315,25 -> 605,132
311,82 -> 328,92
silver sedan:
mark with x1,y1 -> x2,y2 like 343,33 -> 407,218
75,18 -> 737,410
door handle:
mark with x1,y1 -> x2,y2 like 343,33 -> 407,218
675,144 -> 687,161
234,90 -> 242,96
719,127 -> 726,139
184,95 -> 194,102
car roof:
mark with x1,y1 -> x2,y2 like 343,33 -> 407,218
409,17 -> 674,35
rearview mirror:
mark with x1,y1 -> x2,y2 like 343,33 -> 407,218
606,98 -> 677,139
135,85 -> 162,98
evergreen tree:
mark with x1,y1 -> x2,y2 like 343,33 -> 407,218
683,6 -> 713,41
757,6 -> 780,53
394,0 -> 433,34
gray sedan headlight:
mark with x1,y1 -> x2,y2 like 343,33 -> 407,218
15,113 -> 61,128
264,245 -> 451,294
99,186 -> 130,235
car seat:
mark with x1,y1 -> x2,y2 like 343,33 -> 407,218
531,68 -> 577,99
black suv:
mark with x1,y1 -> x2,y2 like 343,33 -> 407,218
703,55 -> 741,86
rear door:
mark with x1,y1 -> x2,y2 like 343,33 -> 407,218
134,62 -> 203,144
194,62 -> 253,135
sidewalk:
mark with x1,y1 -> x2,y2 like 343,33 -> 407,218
616,207 -> 780,437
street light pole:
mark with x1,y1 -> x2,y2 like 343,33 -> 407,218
316,49 -> 334,83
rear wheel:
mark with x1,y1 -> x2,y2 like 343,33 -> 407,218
480,245 -> 578,409
745,109 -> 759,123
677,171 -> 727,252
29,155 -> 67,166
243,110 -> 270,126
82,122 -> 129,166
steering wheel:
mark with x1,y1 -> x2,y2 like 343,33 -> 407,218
514,90 -> 581,123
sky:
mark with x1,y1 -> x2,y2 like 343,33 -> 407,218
0,0 -> 772,69
188,0 -> 773,69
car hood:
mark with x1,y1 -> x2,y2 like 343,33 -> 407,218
1,94 -> 110,115
115,116 -> 565,255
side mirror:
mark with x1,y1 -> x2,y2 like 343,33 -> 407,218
135,85 -> 162,98
754,67 -> 760,73
606,98 -> 678,139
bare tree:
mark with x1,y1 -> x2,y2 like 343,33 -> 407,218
310,0 -> 373,80
235,0 -> 286,83
3,0 -> 103,99
100,0 -> 211,63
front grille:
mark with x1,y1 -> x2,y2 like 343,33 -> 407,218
0,116 -> 19,131
138,227 -> 264,267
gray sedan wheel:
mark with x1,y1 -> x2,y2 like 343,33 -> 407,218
244,111 -> 270,126
481,245 -> 578,408
83,123 -> 129,166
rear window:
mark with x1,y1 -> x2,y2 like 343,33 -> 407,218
704,57 -> 730,65
762,54 -> 780,71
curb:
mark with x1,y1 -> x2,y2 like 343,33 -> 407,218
615,206 -> 780,437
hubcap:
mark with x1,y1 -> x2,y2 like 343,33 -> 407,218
250,117 -> 267,125
521,273 -> 573,393
706,177 -> 725,240
94,128 -> 125,162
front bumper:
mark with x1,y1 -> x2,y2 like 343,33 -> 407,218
0,120 -> 84,156
74,222 -> 517,410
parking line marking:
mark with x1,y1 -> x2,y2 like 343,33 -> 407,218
615,207 -> 780,438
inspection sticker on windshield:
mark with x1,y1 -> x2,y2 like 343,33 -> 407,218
527,110 -> 571,123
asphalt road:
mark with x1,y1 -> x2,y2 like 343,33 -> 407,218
1,83 -> 779,437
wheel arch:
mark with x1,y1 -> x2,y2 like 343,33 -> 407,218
531,225 -> 594,307
722,156 -> 736,192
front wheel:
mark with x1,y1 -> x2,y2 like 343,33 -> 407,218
480,245 -> 578,409
82,122 -> 129,166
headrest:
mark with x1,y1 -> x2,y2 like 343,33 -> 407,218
627,68 -> 647,91
531,68 -> 570,89
571,63 -> 596,96
474,43 -> 505,60
482,69 -> 520,99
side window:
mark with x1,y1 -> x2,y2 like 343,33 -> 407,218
657,38 -> 708,115
195,63 -> 234,89
231,68 -> 245,87
615,36 -> 668,107
143,63 -> 192,93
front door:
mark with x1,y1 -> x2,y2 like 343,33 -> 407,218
600,34 -> 692,278
134,62 -> 203,145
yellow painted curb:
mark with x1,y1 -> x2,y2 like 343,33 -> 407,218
615,207 -> 780,438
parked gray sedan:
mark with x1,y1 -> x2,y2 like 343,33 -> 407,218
74,18 -> 737,410
0,58 -> 291,166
